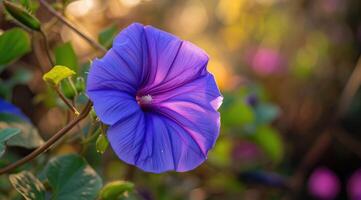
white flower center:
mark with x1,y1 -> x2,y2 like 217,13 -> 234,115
137,94 -> 152,105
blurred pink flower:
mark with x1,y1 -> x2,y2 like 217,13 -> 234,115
347,168 -> 361,200
308,167 -> 340,200
232,140 -> 263,162
247,47 -> 284,76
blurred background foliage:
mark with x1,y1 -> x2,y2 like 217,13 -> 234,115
0,0 -> 361,199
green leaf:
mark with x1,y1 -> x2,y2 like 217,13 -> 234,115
5,122 -> 44,148
44,154 -> 102,200
96,133 -> 109,154
222,102 -> 254,126
0,128 -> 20,157
0,121 -> 44,149
0,28 -> 31,65
251,126 -> 284,163
98,24 -> 118,49
0,128 -> 21,142
42,65 -> 76,86
99,181 -> 134,200
54,42 -> 79,72
3,1 -> 41,31
0,113 -> 44,149
9,171 -> 46,200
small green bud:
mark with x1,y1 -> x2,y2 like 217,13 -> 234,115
75,77 -> 85,93
3,1 -> 41,31
61,80 -> 76,99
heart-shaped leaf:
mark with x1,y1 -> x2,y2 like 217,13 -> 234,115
0,128 -> 20,157
9,171 -> 46,200
44,154 -> 102,200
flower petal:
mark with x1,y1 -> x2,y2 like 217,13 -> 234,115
87,89 -> 140,125
107,112 -> 207,173
139,26 -> 209,95
154,73 -> 222,157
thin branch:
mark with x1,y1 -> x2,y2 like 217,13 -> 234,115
39,0 -> 107,53
54,85 -> 80,115
0,101 -> 92,175
339,55 -> 361,115
39,30 -> 54,66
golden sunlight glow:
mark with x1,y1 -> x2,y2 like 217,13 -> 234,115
66,0 -> 96,17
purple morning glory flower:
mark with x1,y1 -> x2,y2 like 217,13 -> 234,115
86,23 -> 223,173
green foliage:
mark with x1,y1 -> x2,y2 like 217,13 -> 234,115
251,126 -> 284,163
43,65 -> 76,86
96,133 -> 109,154
0,28 -> 31,66
254,103 -> 279,125
0,128 -> 20,157
43,154 -> 102,200
9,171 -> 45,200
208,137 -> 232,167
55,42 -> 79,72
3,0 -> 41,31
98,24 -> 118,49
0,113 -> 44,149
222,100 -> 254,127
5,122 -> 44,148
99,181 -> 134,200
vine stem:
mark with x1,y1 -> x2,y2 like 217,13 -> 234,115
0,101 -> 92,175
54,85 -> 80,115
39,0 -> 107,53
39,30 -> 54,66
39,29 -> 80,115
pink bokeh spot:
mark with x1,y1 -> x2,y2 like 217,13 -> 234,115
248,47 -> 284,76
348,168 -> 361,200
308,167 -> 340,200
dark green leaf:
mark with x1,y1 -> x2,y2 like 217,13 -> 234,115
0,28 -> 31,65
4,122 -> 44,149
3,1 -> 41,31
54,42 -> 79,72
96,133 -> 109,154
44,154 -> 102,200
0,128 -> 20,157
98,24 -> 118,49
9,171 -> 46,200
0,113 -> 44,149
99,181 -> 134,200
0,128 -> 21,142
